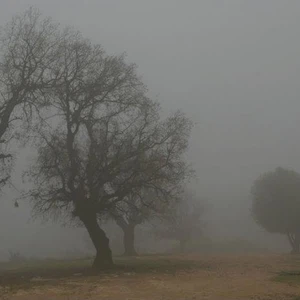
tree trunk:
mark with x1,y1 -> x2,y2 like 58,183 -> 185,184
122,225 -> 138,256
287,232 -> 300,254
80,213 -> 113,269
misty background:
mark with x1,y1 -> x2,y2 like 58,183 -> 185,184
1,0 -> 298,260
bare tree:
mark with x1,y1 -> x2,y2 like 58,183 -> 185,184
24,24 -> 193,270
98,109 -> 192,259
111,190 -> 161,256
0,8 -> 62,188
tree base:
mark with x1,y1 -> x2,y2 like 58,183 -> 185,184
92,254 -> 114,271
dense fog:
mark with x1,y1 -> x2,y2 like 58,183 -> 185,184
1,0 -> 299,260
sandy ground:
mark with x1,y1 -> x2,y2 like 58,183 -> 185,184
1,254 -> 300,300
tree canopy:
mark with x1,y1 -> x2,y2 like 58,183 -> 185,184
0,8 -> 61,188
251,167 -> 300,252
17,8 -> 193,269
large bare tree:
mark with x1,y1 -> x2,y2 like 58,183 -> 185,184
25,24 -> 193,269
0,8 -> 62,188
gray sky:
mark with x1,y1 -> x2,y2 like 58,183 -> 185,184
1,0 -> 300,258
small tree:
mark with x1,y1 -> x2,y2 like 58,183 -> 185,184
154,191 -> 205,253
111,189 -> 172,256
251,167 -> 300,253
112,194 -> 148,256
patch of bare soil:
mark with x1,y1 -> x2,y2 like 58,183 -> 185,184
1,254 -> 300,300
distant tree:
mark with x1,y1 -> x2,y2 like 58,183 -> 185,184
111,194 -> 148,256
251,167 -> 300,253
8,250 -> 25,263
154,191 -> 205,253
111,189 -> 170,256
0,8 -> 61,189
24,17 -> 193,269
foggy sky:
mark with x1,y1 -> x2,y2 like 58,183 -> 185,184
0,0 -> 299,259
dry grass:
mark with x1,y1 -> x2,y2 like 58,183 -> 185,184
1,254 -> 300,299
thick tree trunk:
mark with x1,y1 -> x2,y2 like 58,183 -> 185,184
122,225 -> 138,256
287,232 -> 300,254
80,213 -> 113,269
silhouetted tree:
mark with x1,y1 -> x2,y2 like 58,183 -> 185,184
111,190 -> 169,256
25,19 -> 193,269
251,167 -> 300,253
0,8 -> 61,188
154,191 -> 205,253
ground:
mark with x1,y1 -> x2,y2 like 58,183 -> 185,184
1,253 -> 300,299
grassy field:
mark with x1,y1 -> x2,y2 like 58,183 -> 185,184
1,253 -> 300,299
